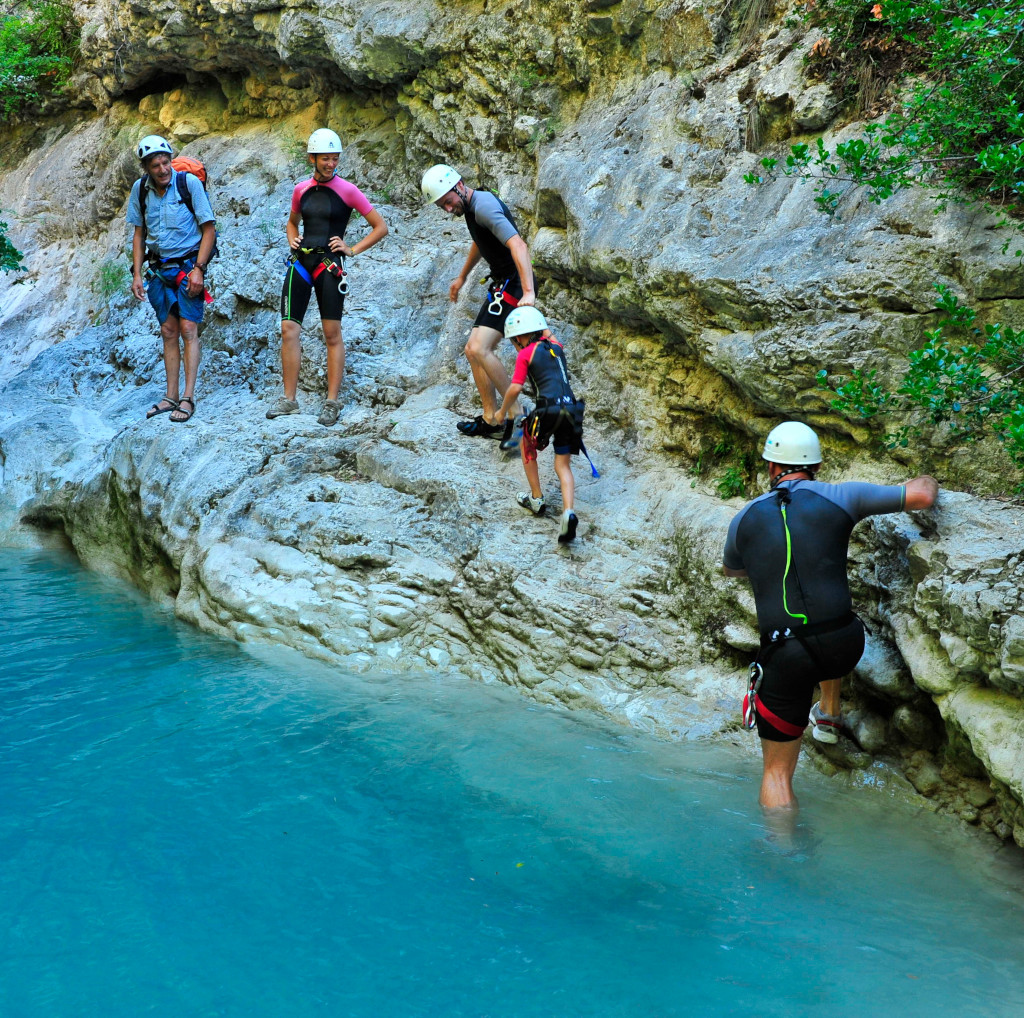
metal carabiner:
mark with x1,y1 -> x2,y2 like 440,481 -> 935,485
336,256 -> 348,295
742,662 -> 763,730
487,291 -> 504,315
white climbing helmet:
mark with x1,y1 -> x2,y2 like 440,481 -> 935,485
421,163 -> 462,204
137,134 -> 173,161
307,128 -> 342,154
762,421 -> 822,465
505,306 -> 548,340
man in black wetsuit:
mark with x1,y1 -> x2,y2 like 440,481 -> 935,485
722,421 -> 939,810
421,164 -> 537,441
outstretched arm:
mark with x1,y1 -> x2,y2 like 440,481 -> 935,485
496,381 -> 524,424
904,475 -> 939,510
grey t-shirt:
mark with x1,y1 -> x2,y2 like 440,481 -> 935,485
465,190 -> 519,280
723,479 -> 906,634
126,172 -> 214,260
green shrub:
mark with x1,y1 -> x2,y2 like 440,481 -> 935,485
0,1 -> 78,121
0,215 -> 22,273
745,1 -> 1024,240
818,284 -> 1024,484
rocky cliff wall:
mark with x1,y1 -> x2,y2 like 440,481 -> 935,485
2,0 -> 1024,844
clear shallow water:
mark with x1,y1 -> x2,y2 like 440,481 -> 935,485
2,551 -> 1023,1018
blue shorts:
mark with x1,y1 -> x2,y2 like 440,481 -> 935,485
147,261 -> 206,325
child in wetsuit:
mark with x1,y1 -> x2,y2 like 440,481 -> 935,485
495,307 -> 584,543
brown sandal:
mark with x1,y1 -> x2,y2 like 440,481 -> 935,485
146,398 -> 178,419
170,396 -> 195,422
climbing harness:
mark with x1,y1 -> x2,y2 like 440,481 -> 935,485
286,249 -> 349,294
742,662 -> 763,730
147,253 -> 212,303
487,277 -> 519,315
527,396 -> 600,478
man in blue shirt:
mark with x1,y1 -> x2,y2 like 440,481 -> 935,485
127,135 -> 216,422
723,421 -> 939,810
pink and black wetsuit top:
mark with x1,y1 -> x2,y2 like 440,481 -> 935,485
511,336 -> 576,404
291,175 -> 374,249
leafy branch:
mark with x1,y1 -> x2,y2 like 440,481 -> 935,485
818,284 -> 1024,479
745,1 -> 1024,237
0,0 -> 78,121
0,212 -> 22,273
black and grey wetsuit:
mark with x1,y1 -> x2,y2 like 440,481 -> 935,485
723,479 -> 906,740
465,190 -> 525,329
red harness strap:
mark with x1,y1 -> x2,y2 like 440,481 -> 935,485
173,269 -> 213,304
753,694 -> 807,738
495,290 -> 519,308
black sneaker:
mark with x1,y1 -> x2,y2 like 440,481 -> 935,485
558,510 -> 578,543
499,417 -> 523,451
457,415 -> 503,438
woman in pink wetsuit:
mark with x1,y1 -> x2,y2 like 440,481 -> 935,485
266,128 -> 388,427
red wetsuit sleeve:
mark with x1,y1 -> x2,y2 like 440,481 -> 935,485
511,342 -> 538,386
328,177 -> 374,216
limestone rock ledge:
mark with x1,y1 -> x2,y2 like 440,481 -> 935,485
2,0 -> 1023,844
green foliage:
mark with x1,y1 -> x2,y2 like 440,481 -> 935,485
715,465 -> 749,499
690,433 -> 754,499
818,284 -> 1024,478
94,259 -> 128,301
526,117 -> 559,154
745,1 -> 1024,232
0,1 -> 78,121
515,63 -> 544,92
0,214 -> 23,273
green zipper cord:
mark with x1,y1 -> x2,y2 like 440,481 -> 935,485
780,503 -> 809,625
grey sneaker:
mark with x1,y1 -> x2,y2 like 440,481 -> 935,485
558,510 -> 578,543
809,701 -> 841,744
516,491 -> 547,515
317,399 -> 341,427
266,397 -> 300,419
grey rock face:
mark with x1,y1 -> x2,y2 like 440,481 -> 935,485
2,0 -> 1024,840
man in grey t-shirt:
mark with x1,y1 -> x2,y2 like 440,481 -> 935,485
421,164 -> 537,442
723,421 -> 938,810
127,135 -> 216,423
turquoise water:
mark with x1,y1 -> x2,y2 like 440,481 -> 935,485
2,550 -> 1023,1017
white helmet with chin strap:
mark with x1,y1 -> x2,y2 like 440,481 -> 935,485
421,163 -> 462,204
137,135 -> 173,161
307,128 -> 342,154
762,421 -> 822,466
504,306 -> 548,340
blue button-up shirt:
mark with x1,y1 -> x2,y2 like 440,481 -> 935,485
126,171 -> 215,260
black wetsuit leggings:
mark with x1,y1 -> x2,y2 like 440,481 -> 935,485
281,253 -> 345,323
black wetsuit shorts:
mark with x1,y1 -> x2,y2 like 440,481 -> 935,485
755,616 -> 865,742
281,251 -> 345,324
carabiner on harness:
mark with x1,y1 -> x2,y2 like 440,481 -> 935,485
336,257 -> 349,296
742,662 -> 763,731
487,277 -> 511,315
